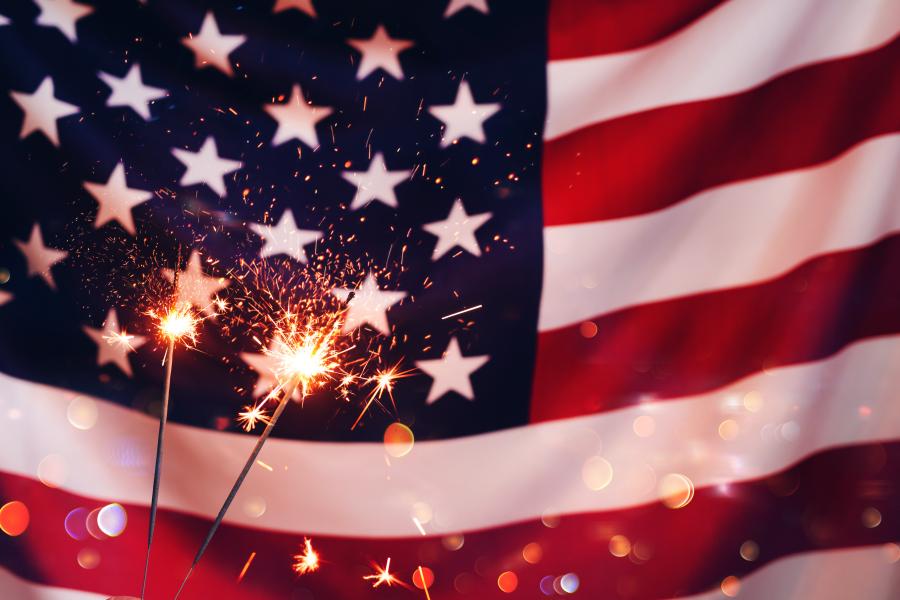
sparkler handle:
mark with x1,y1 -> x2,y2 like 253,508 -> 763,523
173,378 -> 300,600
141,338 -> 176,600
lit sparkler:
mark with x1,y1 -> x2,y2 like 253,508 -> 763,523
236,403 -> 271,432
364,557 -> 401,588
174,308 -> 352,598
292,538 -> 321,575
141,250 -> 202,600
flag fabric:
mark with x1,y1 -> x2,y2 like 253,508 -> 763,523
1,0 -> 899,598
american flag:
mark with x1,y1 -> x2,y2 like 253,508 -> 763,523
1,0 -> 899,598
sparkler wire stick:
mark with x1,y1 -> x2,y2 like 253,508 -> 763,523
141,246 -> 182,600
173,376 -> 302,600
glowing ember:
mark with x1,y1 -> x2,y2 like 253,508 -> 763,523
364,557 -> 400,588
352,364 -> 413,430
292,538 -> 320,575
237,404 -> 271,432
103,329 -> 141,352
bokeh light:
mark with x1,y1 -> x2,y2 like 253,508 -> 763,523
522,542 -> 543,564
721,575 -> 741,597
86,508 -> 105,539
658,473 -> 694,509
67,396 -> 99,430
742,391 -> 762,412
560,573 -> 580,594
718,419 -> 739,440
740,540 -> 759,561
632,415 -> 655,437
76,547 -> 100,569
97,503 -> 127,537
243,496 -> 267,519
442,534 -> 464,551
581,456 -> 613,491
862,507 -> 882,528
497,570 -> 518,593
37,453 -> 67,488
383,422 -> 415,458
412,566 -> 434,590
64,507 -> 90,540
609,534 -> 631,557
0,501 -> 29,536
539,575 -> 555,596
579,321 -> 598,338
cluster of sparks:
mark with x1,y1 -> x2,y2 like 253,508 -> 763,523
292,538 -> 321,575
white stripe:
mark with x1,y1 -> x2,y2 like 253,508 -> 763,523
3,335 -> 900,536
546,0 -> 900,140
0,567 -> 105,600
540,133 -> 900,331
679,545 -> 900,600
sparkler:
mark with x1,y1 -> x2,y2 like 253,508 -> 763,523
140,249 -> 200,600
174,312 -> 349,599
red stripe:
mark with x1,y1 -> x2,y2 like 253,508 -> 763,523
548,0 -> 728,60
1,442 -> 897,599
531,234 -> 900,423
542,34 -> 900,226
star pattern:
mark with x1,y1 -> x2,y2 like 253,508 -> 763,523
273,0 -> 316,17
171,136 -> 242,197
265,84 -> 332,148
416,337 -> 489,404
251,210 -> 323,263
83,162 -> 153,235
13,223 -> 68,290
83,308 -> 146,377
182,12 -> 246,76
423,198 -> 491,260
444,0 -> 490,17
342,153 -> 410,210
429,81 -> 500,147
9,77 -> 79,146
34,0 -> 93,42
99,65 -> 167,121
161,251 -> 229,314
348,25 -> 414,81
332,273 -> 406,335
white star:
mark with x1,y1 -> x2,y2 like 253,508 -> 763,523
83,308 -> 146,377
251,210 -> 322,263
348,25 -> 413,80
332,273 -> 406,335
34,0 -> 93,42
0,290 -> 13,306
273,0 -> 316,17
265,84 -> 332,148
83,162 -> 153,235
99,65 -> 167,120
181,12 -> 246,76
171,136 -> 242,197
161,251 -> 229,314
13,223 -> 68,290
444,0 -> 489,17
9,77 -> 79,146
342,153 -> 409,210
416,337 -> 489,404
241,343 -> 303,401
423,198 -> 491,260
429,81 -> 500,147
0,15 -> 9,26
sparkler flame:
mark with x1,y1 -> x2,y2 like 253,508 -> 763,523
292,538 -> 320,575
103,329 -> 140,352
236,404 -> 271,432
151,302 -> 199,345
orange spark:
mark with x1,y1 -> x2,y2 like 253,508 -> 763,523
237,551 -> 256,582
237,404 -> 271,432
103,329 -> 140,352
364,557 -> 401,588
292,538 -> 320,575
351,365 -> 413,430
